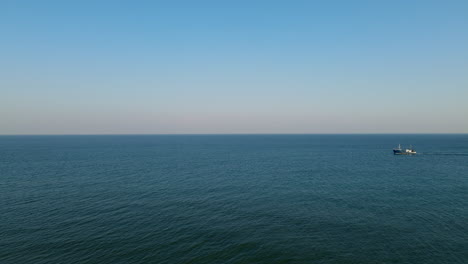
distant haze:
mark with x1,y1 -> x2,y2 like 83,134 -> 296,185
1,0 -> 467,134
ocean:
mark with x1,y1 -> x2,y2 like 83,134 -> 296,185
1,134 -> 467,264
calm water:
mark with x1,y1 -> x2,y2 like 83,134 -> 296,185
1,135 -> 467,264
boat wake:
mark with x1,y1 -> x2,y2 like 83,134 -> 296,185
420,152 -> 468,156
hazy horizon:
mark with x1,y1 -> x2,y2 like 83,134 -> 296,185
1,133 -> 467,136
2,0 -> 468,134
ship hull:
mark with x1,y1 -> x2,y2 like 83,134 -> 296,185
393,149 -> 416,155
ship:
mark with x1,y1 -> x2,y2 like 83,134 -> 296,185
393,144 -> 416,155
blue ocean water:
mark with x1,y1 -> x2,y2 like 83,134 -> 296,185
1,134 -> 467,264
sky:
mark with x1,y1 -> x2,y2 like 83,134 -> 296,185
1,0 -> 467,134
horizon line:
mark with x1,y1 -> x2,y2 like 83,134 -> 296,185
1,133 -> 467,136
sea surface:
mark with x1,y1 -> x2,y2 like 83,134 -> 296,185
1,134 -> 467,264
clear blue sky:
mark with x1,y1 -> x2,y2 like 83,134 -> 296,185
1,0 -> 467,134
